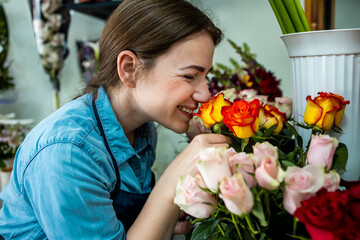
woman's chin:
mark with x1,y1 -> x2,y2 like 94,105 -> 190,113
165,122 -> 189,134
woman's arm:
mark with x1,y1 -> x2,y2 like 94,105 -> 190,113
127,134 -> 232,239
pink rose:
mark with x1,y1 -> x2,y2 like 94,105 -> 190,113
255,156 -> 285,190
186,117 -> 211,142
253,141 -> 278,166
174,175 -> 217,218
323,170 -> 340,192
228,152 -> 257,188
253,95 -> 270,105
196,146 -> 232,192
275,97 -> 293,119
219,174 -> 254,215
237,89 -> 258,100
306,134 -> 339,171
283,165 -> 325,215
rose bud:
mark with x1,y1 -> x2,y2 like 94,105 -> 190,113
228,152 -> 257,188
196,146 -> 232,192
306,134 -> 339,171
303,92 -> 350,131
255,155 -> 285,190
174,175 -> 218,218
219,174 -> 254,216
283,165 -> 325,215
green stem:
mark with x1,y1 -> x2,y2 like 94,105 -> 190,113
54,89 -> 60,110
283,0 -> 305,32
269,0 -> 287,34
231,213 -> 243,240
293,217 -> 298,235
293,0 -> 311,31
245,215 -> 258,237
265,191 -> 271,221
273,0 -> 296,33
217,223 -> 225,236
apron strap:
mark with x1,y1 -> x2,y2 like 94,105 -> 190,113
92,93 -> 121,201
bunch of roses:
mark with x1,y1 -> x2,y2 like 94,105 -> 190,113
175,136 -> 348,239
192,90 -> 291,140
181,91 -> 353,239
174,135 -> 343,227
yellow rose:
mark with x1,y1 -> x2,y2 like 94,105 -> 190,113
303,92 -> 350,130
194,93 -> 232,128
259,104 -> 287,134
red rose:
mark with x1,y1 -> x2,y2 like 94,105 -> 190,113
221,99 -> 260,139
294,186 -> 360,240
294,190 -> 346,240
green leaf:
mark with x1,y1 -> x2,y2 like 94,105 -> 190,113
251,194 -> 267,227
281,160 -> 297,168
286,122 -> 303,149
191,218 -> 222,240
262,124 -> 277,138
332,142 -> 348,172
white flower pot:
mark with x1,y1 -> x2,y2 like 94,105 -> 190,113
281,28 -> 360,181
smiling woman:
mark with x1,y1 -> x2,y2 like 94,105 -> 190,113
0,0 -> 234,239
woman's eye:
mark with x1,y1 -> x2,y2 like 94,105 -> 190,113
184,75 -> 195,80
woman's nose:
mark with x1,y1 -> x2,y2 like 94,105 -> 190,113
192,78 -> 211,103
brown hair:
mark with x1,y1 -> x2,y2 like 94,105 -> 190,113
81,0 -> 223,95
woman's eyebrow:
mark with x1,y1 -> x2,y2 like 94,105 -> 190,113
180,65 -> 213,73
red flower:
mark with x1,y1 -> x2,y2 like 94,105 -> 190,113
221,99 -> 260,139
294,182 -> 360,240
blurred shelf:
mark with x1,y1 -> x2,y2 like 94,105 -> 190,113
66,1 -> 123,20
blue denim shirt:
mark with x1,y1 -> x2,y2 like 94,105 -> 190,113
0,87 -> 157,239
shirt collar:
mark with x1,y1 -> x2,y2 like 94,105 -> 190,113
92,87 -> 156,165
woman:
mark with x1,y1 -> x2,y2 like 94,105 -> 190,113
0,0 -> 232,239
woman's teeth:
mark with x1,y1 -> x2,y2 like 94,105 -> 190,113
178,106 -> 193,114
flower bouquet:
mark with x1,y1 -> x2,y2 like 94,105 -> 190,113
208,40 -> 282,102
29,0 -> 73,109
175,91 -> 359,239
0,113 -> 33,170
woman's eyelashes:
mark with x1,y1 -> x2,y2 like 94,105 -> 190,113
184,75 -> 195,80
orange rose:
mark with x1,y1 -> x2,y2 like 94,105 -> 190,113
259,104 -> 287,134
194,93 -> 232,128
221,99 -> 260,138
303,92 -> 350,131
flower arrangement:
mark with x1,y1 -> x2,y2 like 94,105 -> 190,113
30,0 -> 73,109
208,40 -> 282,102
177,91 -> 359,239
0,113 -> 33,170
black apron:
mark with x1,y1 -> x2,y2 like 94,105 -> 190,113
92,94 -> 154,232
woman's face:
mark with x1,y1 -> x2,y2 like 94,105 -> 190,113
135,31 -> 215,133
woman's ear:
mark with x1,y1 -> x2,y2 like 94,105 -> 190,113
117,50 -> 139,88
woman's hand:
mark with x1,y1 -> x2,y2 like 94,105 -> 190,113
161,134 -> 233,187
173,211 -> 193,235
